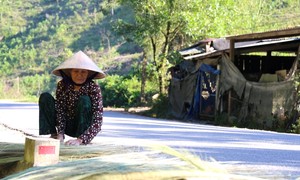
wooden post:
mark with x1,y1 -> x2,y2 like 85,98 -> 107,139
228,91 -> 232,120
214,64 -> 220,120
230,39 -> 235,62
228,39 -> 235,120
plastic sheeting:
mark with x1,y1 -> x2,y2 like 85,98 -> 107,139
219,53 -> 298,127
168,59 -> 219,120
169,52 -> 298,128
186,64 -> 220,120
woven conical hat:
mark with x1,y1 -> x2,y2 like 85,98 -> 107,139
52,51 -> 106,79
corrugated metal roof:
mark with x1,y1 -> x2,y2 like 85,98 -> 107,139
181,37 -> 300,60
180,27 -> 300,60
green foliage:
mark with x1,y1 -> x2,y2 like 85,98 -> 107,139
100,74 -> 158,107
140,94 -> 170,119
232,0 -> 300,33
100,75 -> 139,107
167,51 -> 184,65
0,74 -> 56,101
0,0 -> 124,78
0,61 -> 13,76
19,74 -> 55,97
117,0 -> 214,93
290,118 -> 300,134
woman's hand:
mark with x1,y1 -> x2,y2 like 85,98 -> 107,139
65,138 -> 83,146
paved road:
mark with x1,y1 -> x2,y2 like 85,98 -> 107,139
0,101 -> 300,179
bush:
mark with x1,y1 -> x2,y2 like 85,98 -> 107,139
290,118 -> 300,134
139,94 -> 170,119
0,74 -> 57,102
100,75 -> 127,107
100,74 -> 157,108
20,74 -> 51,96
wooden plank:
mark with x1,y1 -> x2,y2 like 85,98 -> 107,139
226,27 -> 300,42
230,39 -> 235,61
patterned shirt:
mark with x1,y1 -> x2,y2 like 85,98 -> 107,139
55,80 -> 103,144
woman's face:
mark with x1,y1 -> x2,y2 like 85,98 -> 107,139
70,69 -> 89,85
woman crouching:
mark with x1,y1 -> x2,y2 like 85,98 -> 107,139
39,51 -> 105,145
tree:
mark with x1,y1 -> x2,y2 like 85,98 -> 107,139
115,0 -> 242,95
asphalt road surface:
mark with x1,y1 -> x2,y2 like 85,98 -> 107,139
0,101 -> 300,179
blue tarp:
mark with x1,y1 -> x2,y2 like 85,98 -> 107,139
187,64 -> 220,120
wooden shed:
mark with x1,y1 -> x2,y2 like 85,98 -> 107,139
168,27 -> 300,130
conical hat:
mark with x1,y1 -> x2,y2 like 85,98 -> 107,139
52,51 -> 106,79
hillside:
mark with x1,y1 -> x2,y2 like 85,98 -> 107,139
1,0 -> 300,103
0,0 -> 138,79
0,0 -> 147,101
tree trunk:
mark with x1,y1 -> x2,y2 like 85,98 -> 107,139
140,51 -> 147,104
158,73 -> 165,94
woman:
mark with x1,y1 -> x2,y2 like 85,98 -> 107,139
39,51 -> 106,145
